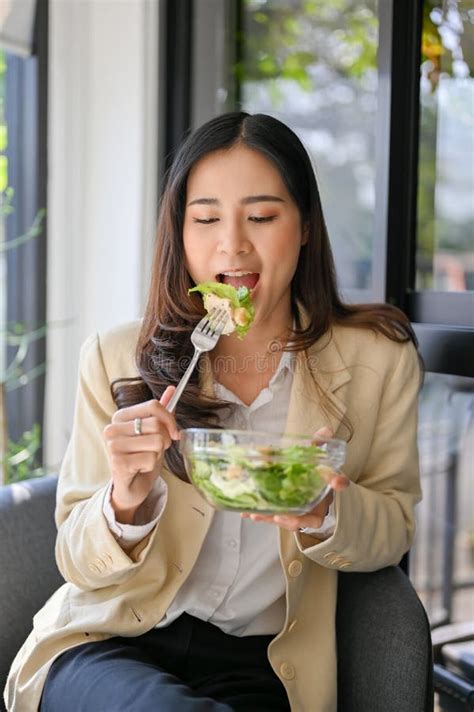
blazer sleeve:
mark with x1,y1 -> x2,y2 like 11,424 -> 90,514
55,332 -> 161,590
296,340 -> 422,571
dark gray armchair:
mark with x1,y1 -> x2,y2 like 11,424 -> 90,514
0,476 -> 434,712
0,476 -> 64,712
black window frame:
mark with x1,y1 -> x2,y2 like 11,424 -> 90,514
381,0 -> 474,377
162,0 -> 193,175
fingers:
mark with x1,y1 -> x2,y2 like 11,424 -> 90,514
111,391 -> 180,440
106,432 -> 172,455
311,428 -> 349,492
318,464 -> 335,484
274,514 -> 323,531
103,388 -> 180,487
109,451 -> 160,478
104,416 -> 176,441
311,426 -> 333,446
159,385 -> 176,408
330,474 -> 350,490
317,465 -> 350,490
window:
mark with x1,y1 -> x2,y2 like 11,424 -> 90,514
238,0 -> 379,295
412,373 -> 474,626
407,0 -> 474,630
0,49 -> 7,484
0,1 -> 48,484
417,1 -> 474,292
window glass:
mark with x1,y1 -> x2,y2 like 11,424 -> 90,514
0,49 -> 6,429
238,0 -> 378,293
0,49 -> 8,485
0,49 -> 46,486
411,373 -> 474,625
417,1 -> 474,291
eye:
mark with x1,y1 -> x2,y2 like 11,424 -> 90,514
192,217 -> 219,224
249,215 -> 277,223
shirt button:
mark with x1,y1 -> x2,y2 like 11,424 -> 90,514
280,662 -> 295,680
212,590 -> 220,598
227,539 -> 238,549
288,560 -> 303,577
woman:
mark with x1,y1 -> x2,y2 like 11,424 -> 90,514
4,113 -> 422,712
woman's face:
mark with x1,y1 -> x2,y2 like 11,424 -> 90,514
183,144 -> 306,328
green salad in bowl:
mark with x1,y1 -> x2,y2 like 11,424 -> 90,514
179,429 -> 347,514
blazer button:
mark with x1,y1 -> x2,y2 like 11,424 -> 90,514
280,662 -> 295,680
288,560 -> 303,577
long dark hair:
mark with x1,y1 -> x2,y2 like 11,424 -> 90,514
112,112 -> 418,481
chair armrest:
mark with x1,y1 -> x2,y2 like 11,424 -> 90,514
0,476 -> 64,702
432,623 -> 474,663
434,664 -> 474,711
336,566 -> 434,712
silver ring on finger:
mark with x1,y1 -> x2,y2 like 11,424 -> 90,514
133,417 -> 143,436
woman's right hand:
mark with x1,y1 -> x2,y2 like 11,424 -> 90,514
102,385 -> 180,523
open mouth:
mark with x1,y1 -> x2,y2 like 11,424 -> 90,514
217,272 -> 260,291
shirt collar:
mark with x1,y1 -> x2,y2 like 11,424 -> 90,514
272,345 -> 295,381
255,317 -> 297,388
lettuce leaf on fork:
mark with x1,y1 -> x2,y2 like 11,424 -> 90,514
188,281 -> 255,339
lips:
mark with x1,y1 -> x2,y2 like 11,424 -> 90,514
217,272 -> 260,290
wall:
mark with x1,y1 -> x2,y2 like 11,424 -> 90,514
45,0 -> 160,468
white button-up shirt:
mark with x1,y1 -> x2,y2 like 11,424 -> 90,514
103,348 -> 335,635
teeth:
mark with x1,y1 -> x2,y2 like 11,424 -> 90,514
220,270 -> 256,277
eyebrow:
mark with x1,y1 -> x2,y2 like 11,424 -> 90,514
187,194 -> 285,207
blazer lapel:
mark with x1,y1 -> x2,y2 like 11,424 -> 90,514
284,327 -> 352,440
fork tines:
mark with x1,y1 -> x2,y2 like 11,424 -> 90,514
203,308 -> 228,335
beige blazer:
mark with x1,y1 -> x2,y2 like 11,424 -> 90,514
4,316 -> 422,712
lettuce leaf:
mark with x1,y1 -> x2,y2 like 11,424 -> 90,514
188,281 -> 255,338
189,280 -> 241,307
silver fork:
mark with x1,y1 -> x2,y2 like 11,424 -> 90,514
165,308 -> 229,413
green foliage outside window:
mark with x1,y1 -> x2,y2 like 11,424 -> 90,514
4,424 -> 44,483
237,0 -> 377,99
417,1 -> 474,288
0,49 -> 48,485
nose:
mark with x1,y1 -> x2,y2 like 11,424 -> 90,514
217,221 -> 252,256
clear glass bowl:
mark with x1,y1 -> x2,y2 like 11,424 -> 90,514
179,429 -> 347,514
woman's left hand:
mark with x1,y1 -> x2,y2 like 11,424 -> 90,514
240,427 -> 350,532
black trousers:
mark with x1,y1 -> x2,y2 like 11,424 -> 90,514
39,612 -> 291,712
